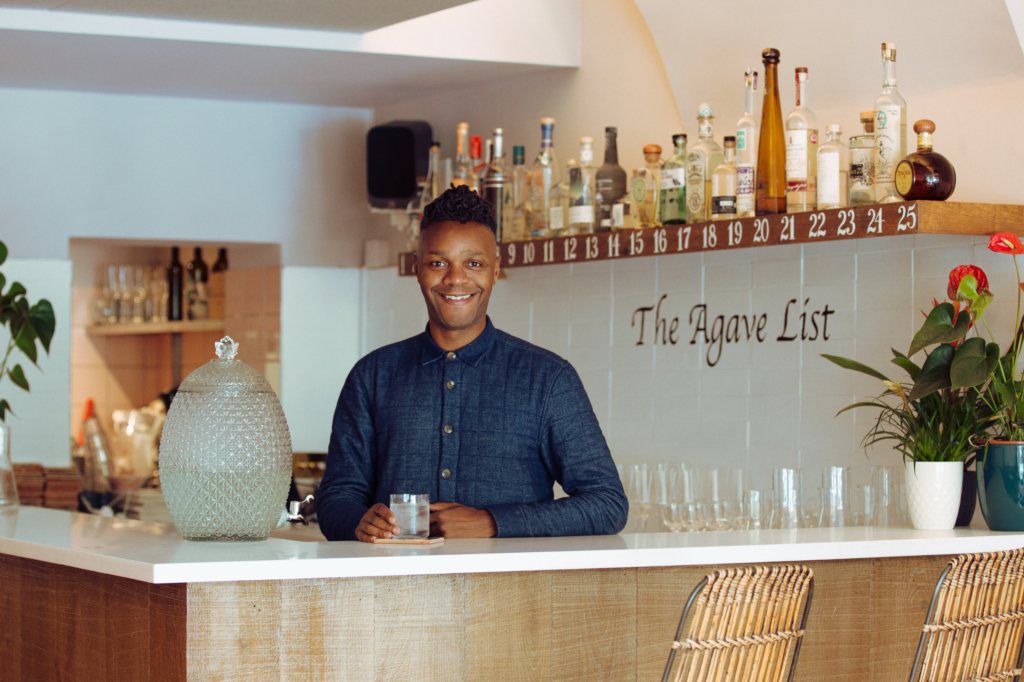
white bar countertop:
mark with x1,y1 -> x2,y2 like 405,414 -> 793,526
1,507 -> 1022,584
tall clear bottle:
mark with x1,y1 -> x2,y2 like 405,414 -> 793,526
548,159 -> 574,237
686,104 -> 724,223
508,146 -> 530,241
483,129 -> 509,242
631,145 -> 662,228
849,111 -> 876,206
660,134 -> 687,224
785,67 -> 818,212
595,127 -> 627,233
756,48 -> 787,215
406,141 -> 439,251
530,118 -> 560,238
711,137 -> 739,220
568,137 -> 597,235
873,42 -> 907,203
736,69 -> 759,218
817,124 -> 849,209
453,123 -> 477,192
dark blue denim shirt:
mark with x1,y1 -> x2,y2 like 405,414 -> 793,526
317,318 -> 628,541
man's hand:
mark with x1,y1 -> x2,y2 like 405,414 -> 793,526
429,502 -> 497,538
355,503 -> 400,543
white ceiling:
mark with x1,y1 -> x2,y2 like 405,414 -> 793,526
0,0 -> 476,32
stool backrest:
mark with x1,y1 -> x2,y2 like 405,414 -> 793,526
909,549 -> 1024,682
661,565 -> 814,682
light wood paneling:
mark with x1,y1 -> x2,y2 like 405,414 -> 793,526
793,559 -> 871,682
553,567 -> 637,682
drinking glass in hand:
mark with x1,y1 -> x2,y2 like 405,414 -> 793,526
390,494 -> 430,539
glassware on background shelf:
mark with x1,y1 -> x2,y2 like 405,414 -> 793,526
117,265 -> 132,324
849,111 -> 876,206
736,69 -> 758,218
854,485 -> 875,526
660,134 -> 687,225
0,425 -> 18,508
631,145 -> 663,228
872,465 -> 902,526
895,120 -> 956,201
628,463 -> 654,532
822,466 -> 852,528
874,42 -> 907,204
686,103 -> 723,223
743,490 -> 770,530
756,48 -> 786,215
803,484 -> 823,528
785,67 -> 818,213
132,265 -> 148,323
817,124 -> 849,209
703,467 -> 744,531
530,118 -> 560,238
595,126 -> 627,233
567,137 -> 597,235
711,136 -> 739,220
772,468 -> 805,529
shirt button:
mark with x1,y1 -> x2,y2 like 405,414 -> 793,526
446,380 -> 455,390
443,424 -> 453,434
447,352 -> 457,360
442,469 -> 451,479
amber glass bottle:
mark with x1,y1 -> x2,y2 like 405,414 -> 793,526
756,48 -> 787,215
895,120 -> 955,201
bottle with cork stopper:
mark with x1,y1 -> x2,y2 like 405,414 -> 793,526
895,120 -> 955,201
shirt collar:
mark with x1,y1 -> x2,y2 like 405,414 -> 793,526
420,317 -> 496,366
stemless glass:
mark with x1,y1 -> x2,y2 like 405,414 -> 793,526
630,463 -> 654,532
743,490 -> 770,530
822,466 -> 852,527
390,493 -> 430,539
872,465 -> 900,526
773,468 -> 805,529
803,485 -> 823,529
854,485 -> 875,526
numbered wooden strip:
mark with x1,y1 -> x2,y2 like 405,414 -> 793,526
397,202 -> 922,275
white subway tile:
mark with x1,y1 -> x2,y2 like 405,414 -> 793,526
804,254 -> 856,285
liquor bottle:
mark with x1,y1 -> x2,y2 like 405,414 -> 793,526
454,123 -> 476,192
631,145 -> 663,228
510,146 -> 532,241
470,135 -> 484,186
612,192 -> 636,230
686,104 -> 724,223
849,111 -> 876,206
530,118 -> 560,238
756,48 -> 786,215
548,159 -> 574,237
660,134 -> 687,225
568,138 -> 597,235
406,142 -> 440,251
212,248 -> 228,272
483,129 -> 509,242
210,247 -> 228,321
167,247 -> 184,322
895,120 -> 956,201
785,67 -> 818,212
711,137 -> 739,220
817,124 -> 849,209
874,42 -> 907,204
595,126 -> 628,233
737,69 -> 759,218
186,247 -> 209,320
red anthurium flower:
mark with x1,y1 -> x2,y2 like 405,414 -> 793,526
947,265 -> 990,301
988,232 -> 1024,255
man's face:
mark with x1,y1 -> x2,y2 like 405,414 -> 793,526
415,220 -> 500,335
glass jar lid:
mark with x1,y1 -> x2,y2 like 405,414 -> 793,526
177,336 -> 275,393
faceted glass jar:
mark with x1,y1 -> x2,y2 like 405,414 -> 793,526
160,337 -> 292,541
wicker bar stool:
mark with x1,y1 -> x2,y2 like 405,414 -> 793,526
660,565 -> 814,682
908,549 -> 1024,682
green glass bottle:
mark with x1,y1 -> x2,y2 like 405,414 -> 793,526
660,134 -> 687,224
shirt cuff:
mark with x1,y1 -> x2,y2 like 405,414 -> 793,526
482,503 -> 530,538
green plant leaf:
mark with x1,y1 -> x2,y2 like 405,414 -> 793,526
2,281 -> 25,302
28,299 -> 54,353
891,348 -> 922,379
821,354 -> 891,382
0,400 -> 13,422
908,304 -> 971,356
13,324 -> 37,365
8,364 -> 28,391
0,240 -> 7,267
957,275 -> 995,318
835,400 -> 891,416
950,338 -> 999,388
908,344 -> 955,401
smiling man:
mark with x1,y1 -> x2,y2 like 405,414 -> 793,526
317,185 -> 628,542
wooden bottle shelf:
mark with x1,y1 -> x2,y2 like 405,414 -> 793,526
397,201 -> 1024,276
85,319 -> 225,337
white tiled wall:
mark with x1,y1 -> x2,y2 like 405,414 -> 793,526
362,235 -> 1018,474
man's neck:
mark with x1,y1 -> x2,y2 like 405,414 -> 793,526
429,319 -> 487,351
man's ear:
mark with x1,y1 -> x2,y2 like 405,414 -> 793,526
412,254 -> 419,276
493,254 -> 501,284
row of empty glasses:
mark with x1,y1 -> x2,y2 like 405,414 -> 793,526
616,463 -> 910,533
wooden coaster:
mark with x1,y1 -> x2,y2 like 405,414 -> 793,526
371,536 -> 444,545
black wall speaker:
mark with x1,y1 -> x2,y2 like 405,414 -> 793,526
366,120 -> 432,209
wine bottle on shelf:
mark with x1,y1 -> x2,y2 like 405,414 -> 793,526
756,48 -> 786,215
595,126 -> 627,233
568,137 -> 597,235
530,118 -> 560,238
209,248 -> 228,320
895,120 -> 955,201
874,42 -> 907,204
817,124 -> 849,209
736,69 -> 758,218
711,137 -> 739,220
186,247 -> 209,321
483,129 -> 509,242
167,247 -> 184,322
660,134 -> 687,225
686,104 -> 723,223
849,111 -> 876,206
785,67 -> 818,213
631,144 -> 663,229
212,248 -> 228,272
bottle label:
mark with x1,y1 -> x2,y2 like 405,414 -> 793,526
895,160 -> 914,196
699,121 -> 713,138
632,177 -> 647,203
612,203 -> 625,228
736,166 -> 755,212
785,130 -> 808,191
686,152 -> 705,216
874,106 -> 904,187
660,167 -> 684,190
711,196 -> 736,215
849,148 -> 874,191
569,205 -> 595,225
817,153 -> 841,205
549,206 -> 564,231
737,130 -> 747,151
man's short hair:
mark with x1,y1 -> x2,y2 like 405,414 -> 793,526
420,184 -> 498,235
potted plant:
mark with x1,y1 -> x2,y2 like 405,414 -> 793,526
0,238 -> 56,507
822,264 -> 999,530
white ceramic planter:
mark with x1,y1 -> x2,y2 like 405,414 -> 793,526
904,461 -> 963,530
